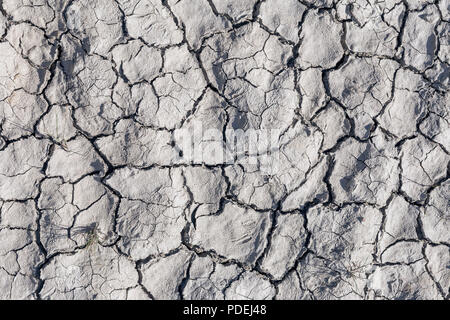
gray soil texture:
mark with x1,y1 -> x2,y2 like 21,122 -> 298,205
0,0 -> 449,300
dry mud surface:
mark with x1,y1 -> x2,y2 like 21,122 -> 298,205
0,0 -> 449,300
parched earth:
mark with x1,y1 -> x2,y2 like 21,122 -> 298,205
0,0 -> 449,300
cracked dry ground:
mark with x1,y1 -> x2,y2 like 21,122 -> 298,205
0,0 -> 449,301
